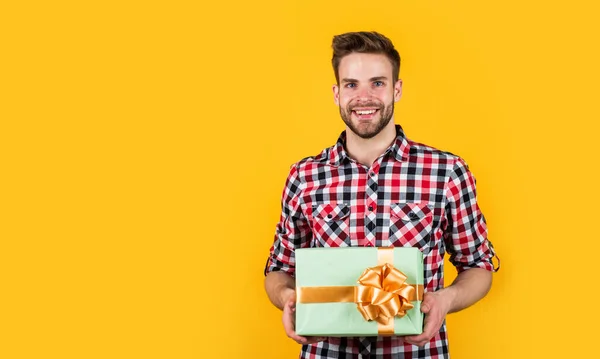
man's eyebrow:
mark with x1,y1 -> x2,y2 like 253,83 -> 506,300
370,76 -> 388,81
340,76 -> 389,83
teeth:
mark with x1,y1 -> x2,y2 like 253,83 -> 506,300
355,109 -> 376,115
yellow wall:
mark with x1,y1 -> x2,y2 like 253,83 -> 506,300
2,1 -> 599,358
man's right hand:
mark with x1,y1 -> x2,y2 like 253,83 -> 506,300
281,289 -> 326,345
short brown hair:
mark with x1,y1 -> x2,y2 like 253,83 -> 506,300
331,31 -> 401,84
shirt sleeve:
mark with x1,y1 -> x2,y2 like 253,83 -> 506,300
444,158 -> 499,273
264,164 -> 312,277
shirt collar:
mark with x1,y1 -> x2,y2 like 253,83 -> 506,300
329,125 -> 411,166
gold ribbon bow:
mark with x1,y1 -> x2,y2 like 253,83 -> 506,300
355,263 -> 415,326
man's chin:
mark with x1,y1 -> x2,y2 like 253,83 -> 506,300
350,121 -> 383,139
350,127 -> 381,139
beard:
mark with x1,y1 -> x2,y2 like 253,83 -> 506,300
339,100 -> 394,139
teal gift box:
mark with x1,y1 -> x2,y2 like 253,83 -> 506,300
295,247 -> 424,337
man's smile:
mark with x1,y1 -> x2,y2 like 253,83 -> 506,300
352,108 -> 380,120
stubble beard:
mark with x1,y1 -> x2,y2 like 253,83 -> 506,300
339,101 -> 395,139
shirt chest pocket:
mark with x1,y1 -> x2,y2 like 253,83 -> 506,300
310,203 -> 351,247
389,202 -> 434,252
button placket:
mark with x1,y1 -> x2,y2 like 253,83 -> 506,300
364,167 -> 379,246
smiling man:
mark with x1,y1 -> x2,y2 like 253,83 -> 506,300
264,31 -> 498,359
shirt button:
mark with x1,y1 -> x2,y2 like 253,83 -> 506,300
369,171 -> 375,177
366,243 -> 373,247
408,212 -> 419,220
368,206 -> 373,211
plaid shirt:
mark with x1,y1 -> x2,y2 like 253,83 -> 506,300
265,125 -> 497,359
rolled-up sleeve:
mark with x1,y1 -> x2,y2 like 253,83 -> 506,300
264,164 -> 311,277
444,158 -> 499,273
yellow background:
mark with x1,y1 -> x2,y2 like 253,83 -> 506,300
1,1 -> 599,358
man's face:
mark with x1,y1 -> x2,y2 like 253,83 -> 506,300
333,53 -> 402,139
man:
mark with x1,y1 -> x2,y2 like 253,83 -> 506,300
264,31 -> 498,359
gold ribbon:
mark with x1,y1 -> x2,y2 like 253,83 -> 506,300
296,247 -> 422,335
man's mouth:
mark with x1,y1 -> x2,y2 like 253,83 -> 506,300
352,108 -> 379,120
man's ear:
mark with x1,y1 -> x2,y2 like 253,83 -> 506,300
333,84 -> 340,106
394,79 -> 403,102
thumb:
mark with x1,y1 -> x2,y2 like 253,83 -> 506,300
420,294 -> 434,313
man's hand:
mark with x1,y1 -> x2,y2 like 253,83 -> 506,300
404,268 -> 492,346
404,290 -> 453,347
281,289 -> 327,345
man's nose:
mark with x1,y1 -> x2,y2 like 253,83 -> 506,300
356,86 -> 373,100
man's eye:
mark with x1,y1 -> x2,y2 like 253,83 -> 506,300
345,83 -> 356,88
374,81 -> 384,87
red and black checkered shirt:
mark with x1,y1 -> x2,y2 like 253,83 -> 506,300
266,125 -> 498,359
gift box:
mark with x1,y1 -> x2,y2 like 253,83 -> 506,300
295,247 -> 423,337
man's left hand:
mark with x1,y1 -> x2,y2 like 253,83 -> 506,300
404,289 -> 454,347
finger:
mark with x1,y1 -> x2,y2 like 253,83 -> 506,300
290,333 -> 310,344
287,331 -> 325,345
303,336 -> 327,344
404,335 -> 429,347
404,332 -> 432,347
282,301 -> 319,344
405,308 -> 441,345
282,301 -> 302,340
285,323 -> 310,344
282,293 -> 325,345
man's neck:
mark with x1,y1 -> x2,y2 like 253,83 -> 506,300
345,122 -> 397,167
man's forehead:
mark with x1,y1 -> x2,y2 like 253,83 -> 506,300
338,53 -> 393,78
